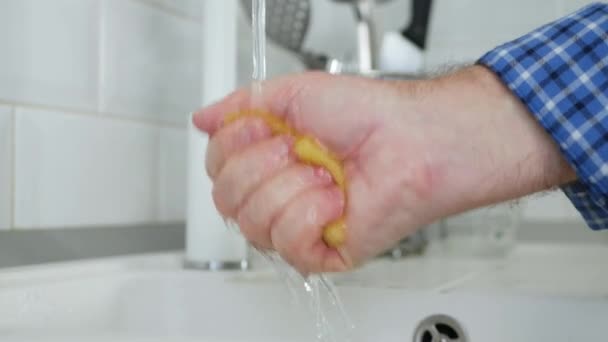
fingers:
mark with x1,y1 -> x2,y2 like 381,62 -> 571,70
270,186 -> 346,274
193,72 -> 378,273
212,135 -> 293,218
206,117 -> 272,179
236,165 -> 333,249
193,89 -> 249,135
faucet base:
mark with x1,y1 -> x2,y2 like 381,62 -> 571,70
183,259 -> 250,271
378,229 -> 428,260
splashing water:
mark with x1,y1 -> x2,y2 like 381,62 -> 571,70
259,250 -> 356,342
246,2 -> 355,340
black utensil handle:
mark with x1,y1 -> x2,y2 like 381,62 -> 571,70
402,0 -> 433,50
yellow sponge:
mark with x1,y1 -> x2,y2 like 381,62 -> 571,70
224,110 -> 347,248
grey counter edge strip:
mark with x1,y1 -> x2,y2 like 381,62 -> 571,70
0,223 -> 185,268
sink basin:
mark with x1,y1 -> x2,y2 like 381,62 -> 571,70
0,252 -> 606,341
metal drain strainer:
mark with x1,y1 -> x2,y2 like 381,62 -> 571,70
413,314 -> 468,342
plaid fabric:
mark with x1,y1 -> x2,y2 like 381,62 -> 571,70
478,3 -> 608,230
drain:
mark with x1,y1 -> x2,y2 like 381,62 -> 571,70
413,314 -> 467,342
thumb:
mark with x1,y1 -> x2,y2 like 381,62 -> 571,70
192,72 -> 381,158
192,74 -> 310,136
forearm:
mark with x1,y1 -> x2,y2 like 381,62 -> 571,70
415,66 -> 576,218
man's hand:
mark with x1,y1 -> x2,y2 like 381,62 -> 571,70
193,67 -> 575,274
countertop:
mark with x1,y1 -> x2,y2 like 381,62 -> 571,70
326,242 -> 608,298
1,241 -> 606,299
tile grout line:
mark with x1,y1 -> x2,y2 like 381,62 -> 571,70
9,106 -> 16,230
131,0 -> 201,23
0,99 -> 187,131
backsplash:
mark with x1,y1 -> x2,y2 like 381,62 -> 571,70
0,0 -> 597,232
0,0 -> 200,230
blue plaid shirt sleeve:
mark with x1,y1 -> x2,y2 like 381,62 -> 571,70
478,3 -> 608,230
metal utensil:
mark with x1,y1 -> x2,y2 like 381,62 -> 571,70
331,0 -> 396,72
239,0 -> 328,70
333,0 -> 378,72
402,0 -> 433,50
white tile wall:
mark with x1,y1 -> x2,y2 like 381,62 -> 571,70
0,0 -> 201,230
100,0 -> 201,124
426,0 -> 552,69
523,192 -> 582,222
425,0 -> 598,69
0,106 -> 12,230
0,0 -> 99,111
556,0 -> 598,17
140,0 -> 202,20
158,126 -> 187,222
14,108 -> 161,229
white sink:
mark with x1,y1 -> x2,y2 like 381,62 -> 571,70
0,251 -> 606,341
